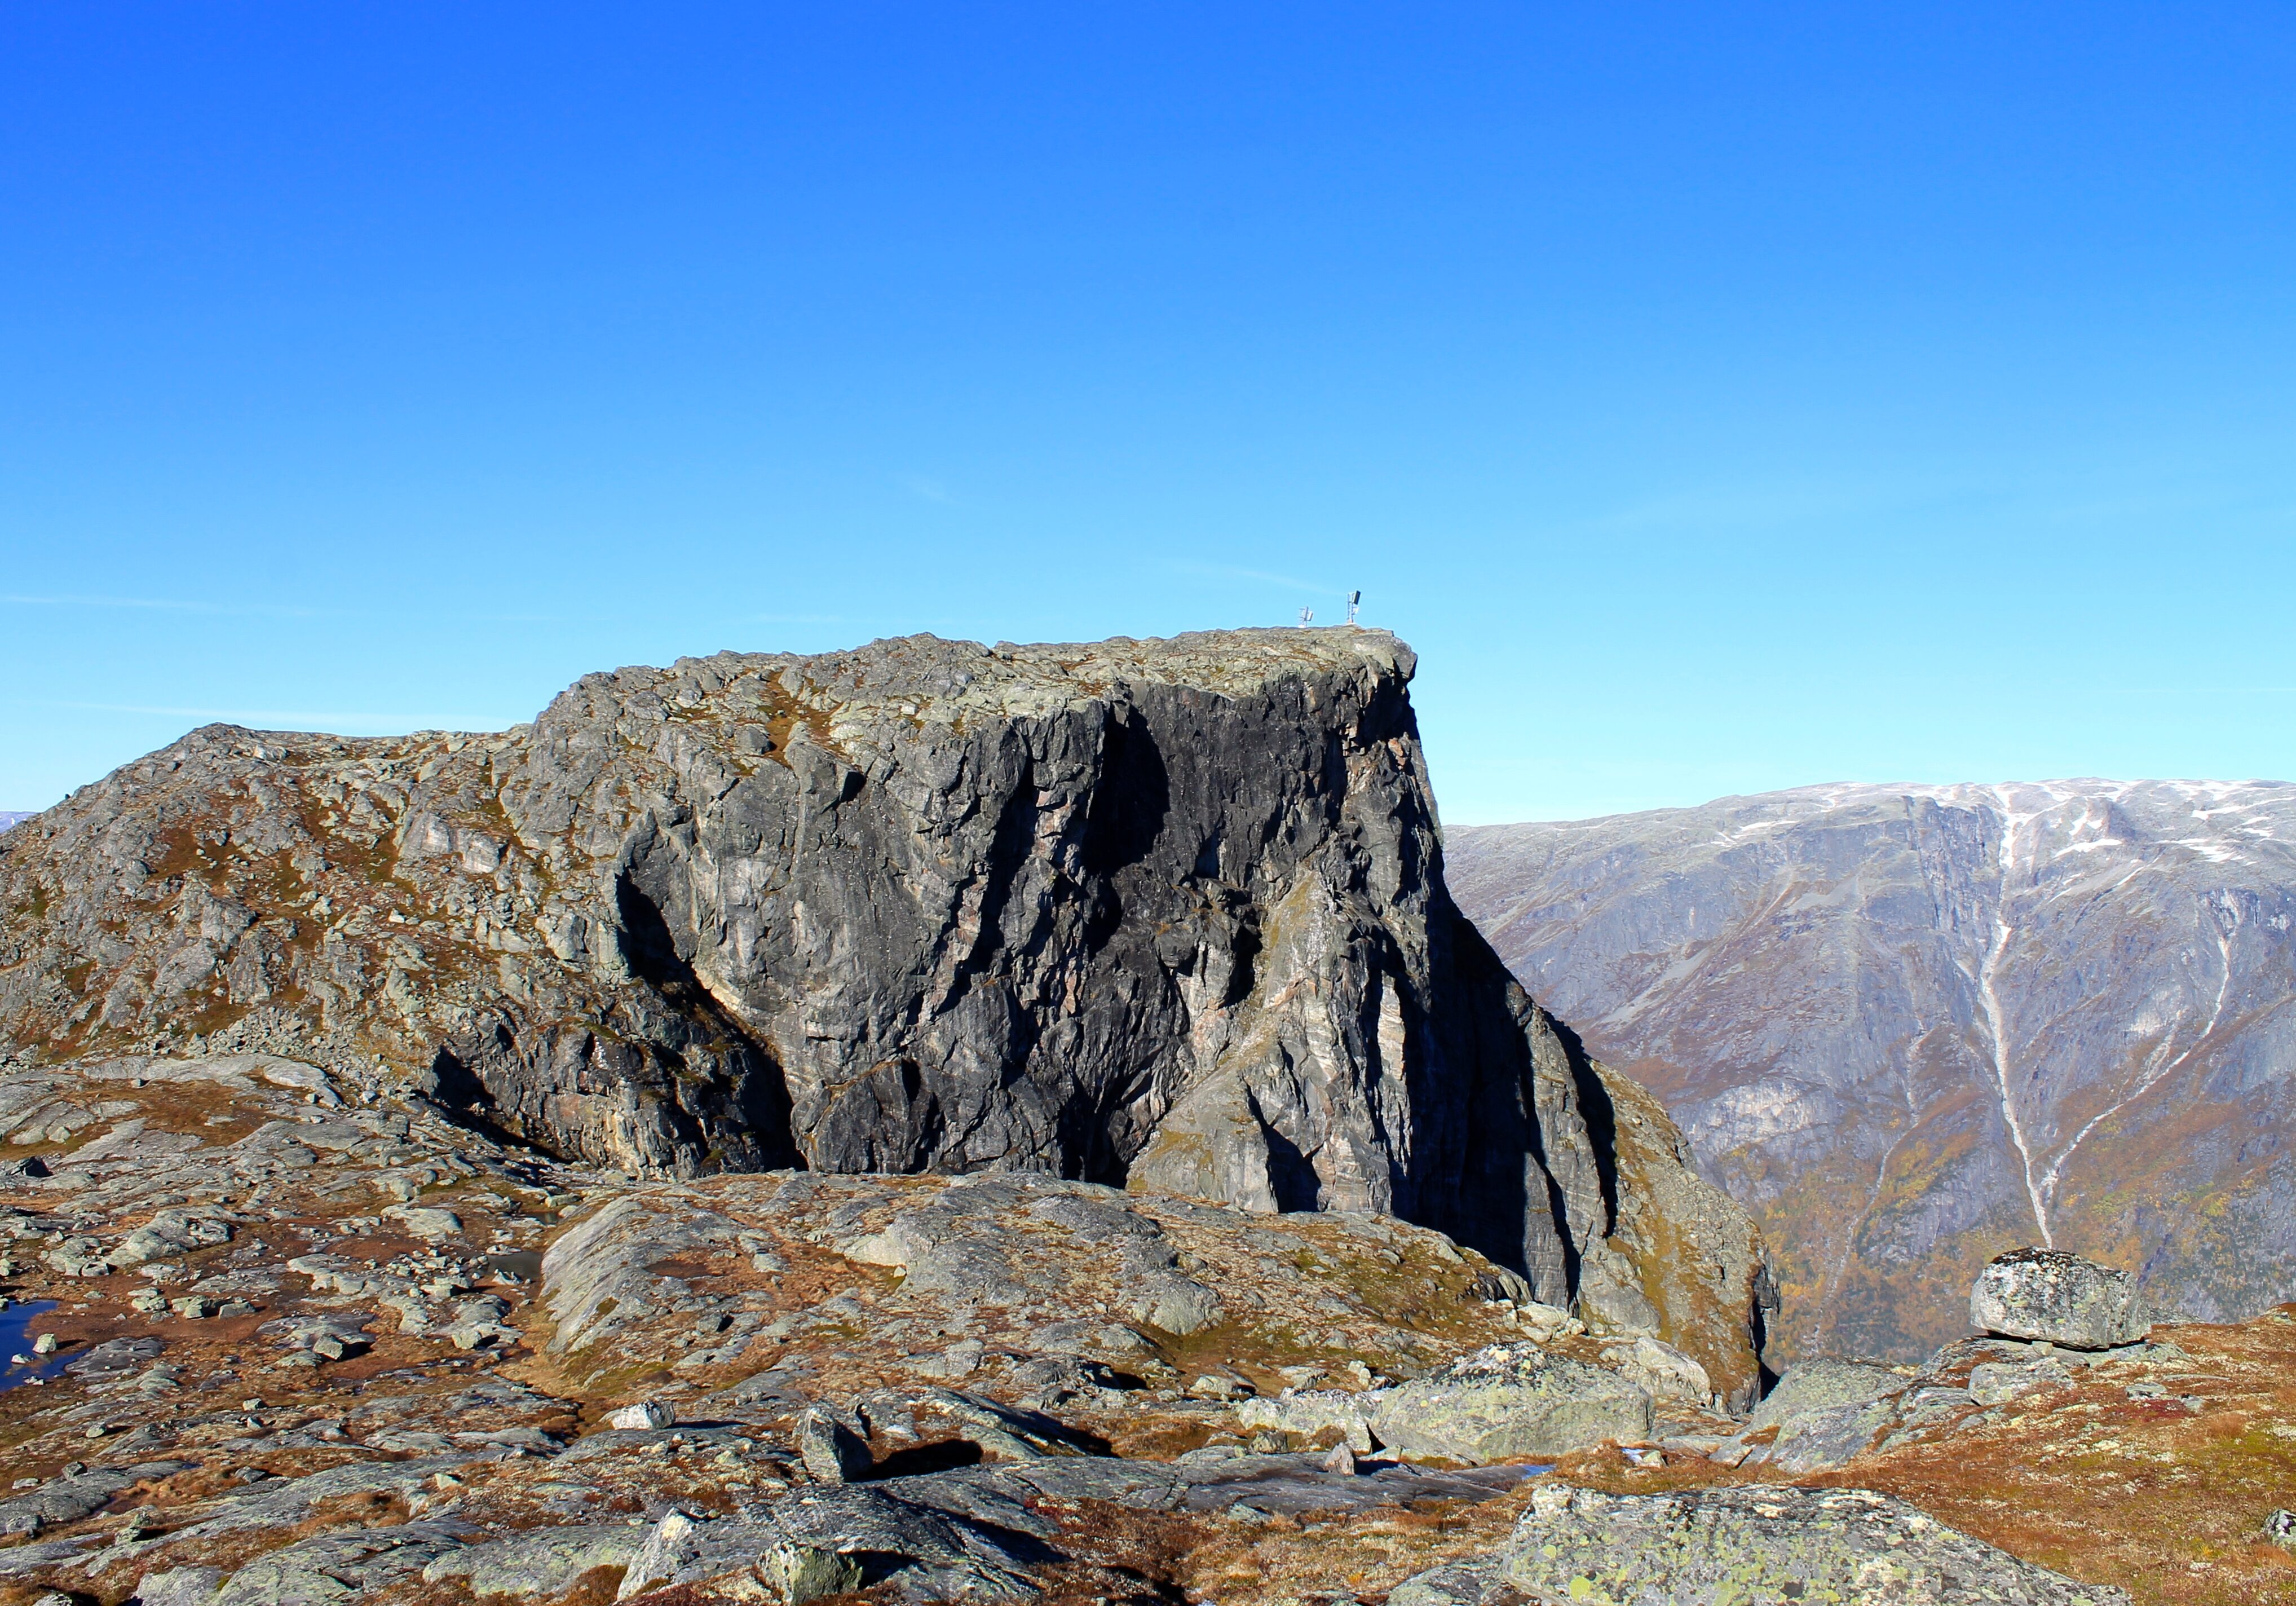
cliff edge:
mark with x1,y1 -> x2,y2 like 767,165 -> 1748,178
0,628 -> 1773,1396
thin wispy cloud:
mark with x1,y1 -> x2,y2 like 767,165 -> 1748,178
1175,562 -> 1354,598
2112,686 -> 2296,696
3,592 -> 327,619
1587,480 -> 1925,533
898,474 -> 957,506
41,700 -> 508,732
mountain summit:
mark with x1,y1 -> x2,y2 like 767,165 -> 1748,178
0,628 -> 1771,1394
1450,779 -> 2296,1362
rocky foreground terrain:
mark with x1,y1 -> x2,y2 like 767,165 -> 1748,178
1450,782 -> 2296,1364
0,1053 -> 2288,1603
0,640 -> 2288,1603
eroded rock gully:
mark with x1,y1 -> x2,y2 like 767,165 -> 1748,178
0,628 -> 1771,1392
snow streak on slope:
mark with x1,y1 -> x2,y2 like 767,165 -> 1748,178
1447,778 -> 2296,1361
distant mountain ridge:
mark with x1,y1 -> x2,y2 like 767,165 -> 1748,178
0,812 -> 33,833
1449,780 -> 2296,1362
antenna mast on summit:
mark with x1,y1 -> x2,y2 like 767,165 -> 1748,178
1298,606 -> 1314,628
1346,589 -> 1361,625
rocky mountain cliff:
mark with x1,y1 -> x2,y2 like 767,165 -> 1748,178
0,628 -> 1770,1394
1449,781 -> 2296,1364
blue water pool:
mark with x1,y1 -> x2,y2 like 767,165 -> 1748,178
0,1301 -> 68,1392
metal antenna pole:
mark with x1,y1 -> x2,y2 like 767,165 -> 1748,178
1298,606 -> 1314,628
1346,590 -> 1361,625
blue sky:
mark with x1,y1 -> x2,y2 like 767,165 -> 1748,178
5,5 -> 2293,823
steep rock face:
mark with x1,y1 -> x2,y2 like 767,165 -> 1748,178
1449,780 -> 2296,1363
0,629 -> 1770,1391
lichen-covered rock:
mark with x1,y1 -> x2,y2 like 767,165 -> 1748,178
0,628 -> 1773,1387
2263,1508 -> 2296,1552
1394,1484 -> 2132,1606
1746,1358 -> 1907,1432
1972,1248 -> 2149,1350
527,1168 -> 1558,1418
797,1406 -> 875,1484
209,1522 -> 468,1605
1749,1395 -> 1902,1473
1367,1342 -> 1653,1463
1235,1391 -> 1376,1452
1599,1335 -> 1712,1405
616,1483 -> 1051,1602
602,1399 -> 673,1431
1967,1356 -> 2074,1406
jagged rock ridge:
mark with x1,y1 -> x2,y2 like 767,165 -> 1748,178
0,628 -> 1771,1392
1448,780 -> 2296,1363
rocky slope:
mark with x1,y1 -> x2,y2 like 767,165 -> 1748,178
0,1049 -> 1695,1604
1449,781 -> 2296,1364
0,1054 -> 2279,1604
0,628 -> 1770,1393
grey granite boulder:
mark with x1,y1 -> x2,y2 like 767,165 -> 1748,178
602,1398 -> 674,1431
798,1406 -> 875,1484
1972,1248 -> 2149,1350
756,1542 -> 866,1604
1710,1358 -> 1914,1471
615,1482 -> 1053,1602
1599,1335 -> 1712,1405
1391,1484 -> 2131,1605
130,1569 -> 225,1606
1368,1342 -> 1653,1463
1745,1358 -> 1907,1432
1968,1356 -> 2075,1406
1747,1395 -> 1901,1473
1235,1389 -> 1377,1452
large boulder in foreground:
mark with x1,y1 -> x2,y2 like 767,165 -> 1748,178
0,628 -> 1774,1395
1367,1342 -> 1653,1462
1972,1248 -> 2149,1350
1391,1484 -> 2132,1606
